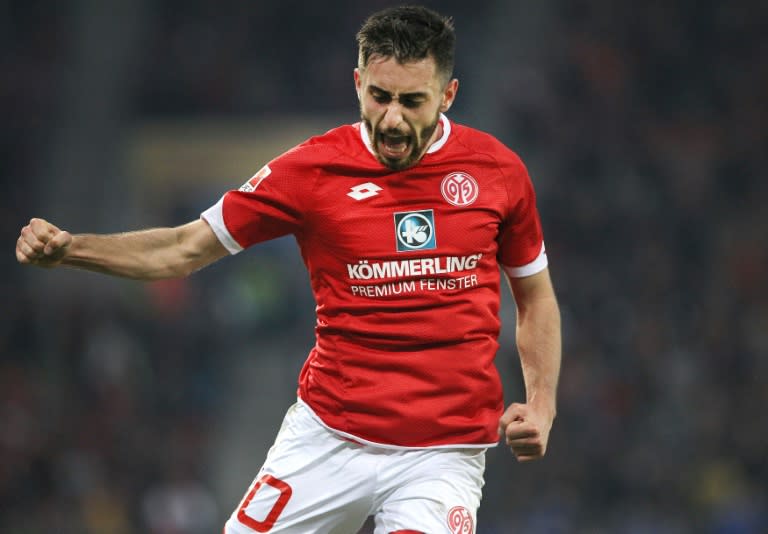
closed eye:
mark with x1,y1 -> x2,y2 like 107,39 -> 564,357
368,85 -> 427,108
372,92 -> 391,104
400,97 -> 425,109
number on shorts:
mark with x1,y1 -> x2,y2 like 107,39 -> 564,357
237,474 -> 292,532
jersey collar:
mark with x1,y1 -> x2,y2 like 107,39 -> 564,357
359,113 -> 451,159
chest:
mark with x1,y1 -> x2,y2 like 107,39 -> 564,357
303,167 -> 509,261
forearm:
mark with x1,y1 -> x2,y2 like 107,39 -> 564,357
62,224 -> 215,280
516,293 -> 561,418
499,269 -> 561,460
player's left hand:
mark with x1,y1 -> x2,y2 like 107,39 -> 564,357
498,402 -> 554,462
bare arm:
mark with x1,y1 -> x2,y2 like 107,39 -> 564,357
16,217 -> 229,280
498,267 -> 561,461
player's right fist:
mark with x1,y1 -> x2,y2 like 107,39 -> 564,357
16,218 -> 72,267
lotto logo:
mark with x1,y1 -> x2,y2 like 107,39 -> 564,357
348,182 -> 382,200
393,210 -> 436,252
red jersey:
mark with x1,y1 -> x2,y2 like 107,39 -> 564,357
202,115 -> 547,448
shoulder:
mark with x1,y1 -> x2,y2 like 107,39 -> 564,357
449,121 -> 528,178
275,123 -> 360,168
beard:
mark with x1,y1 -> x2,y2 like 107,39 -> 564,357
361,110 -> 441,171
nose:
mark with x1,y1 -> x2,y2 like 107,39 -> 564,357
379,103 -> 404,131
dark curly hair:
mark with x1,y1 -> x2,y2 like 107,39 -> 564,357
356,5 -> 456,84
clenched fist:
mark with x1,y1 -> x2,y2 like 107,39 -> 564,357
16,218 -> 72,267
499,402 -> 554,462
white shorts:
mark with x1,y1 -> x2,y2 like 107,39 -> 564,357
224,402 -> 486,534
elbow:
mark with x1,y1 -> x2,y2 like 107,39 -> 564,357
163,261 -> 197,280
175,264 -> 198,279
134,259 -> 196,281
146,243 -> 206,281
169,249 -> 209,279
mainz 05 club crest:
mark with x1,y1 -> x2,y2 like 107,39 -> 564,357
441,172 -> 479,207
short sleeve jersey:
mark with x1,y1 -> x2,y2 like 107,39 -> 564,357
202,115 -> 547,448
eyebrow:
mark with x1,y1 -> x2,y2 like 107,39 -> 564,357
368,85 -> 429,100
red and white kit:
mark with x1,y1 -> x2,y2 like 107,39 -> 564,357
223,402 -> 485,534
203,114 -> 547,532
203,114 -> 546,449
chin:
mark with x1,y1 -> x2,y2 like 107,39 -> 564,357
379,154 -> 417,171
375,144 -> 421,171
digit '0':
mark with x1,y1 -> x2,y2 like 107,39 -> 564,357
236,474 -> 293,532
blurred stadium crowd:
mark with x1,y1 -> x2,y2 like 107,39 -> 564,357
1,1 -> 766,532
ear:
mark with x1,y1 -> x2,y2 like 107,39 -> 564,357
439,78 -> 459,113
354,68 -> 362,100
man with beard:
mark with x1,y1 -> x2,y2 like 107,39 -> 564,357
15,5 -> 561,533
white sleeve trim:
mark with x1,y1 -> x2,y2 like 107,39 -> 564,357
501,242 -> 548,278
200,196 -> 243,255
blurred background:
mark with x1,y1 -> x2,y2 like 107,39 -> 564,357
1,0 -> 766,532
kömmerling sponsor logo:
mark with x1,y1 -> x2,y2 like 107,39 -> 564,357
347,254 -> 483,280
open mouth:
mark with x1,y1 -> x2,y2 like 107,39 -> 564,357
377,132 -> 412,159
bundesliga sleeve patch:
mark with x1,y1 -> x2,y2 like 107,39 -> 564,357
239,164 -> 272,192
